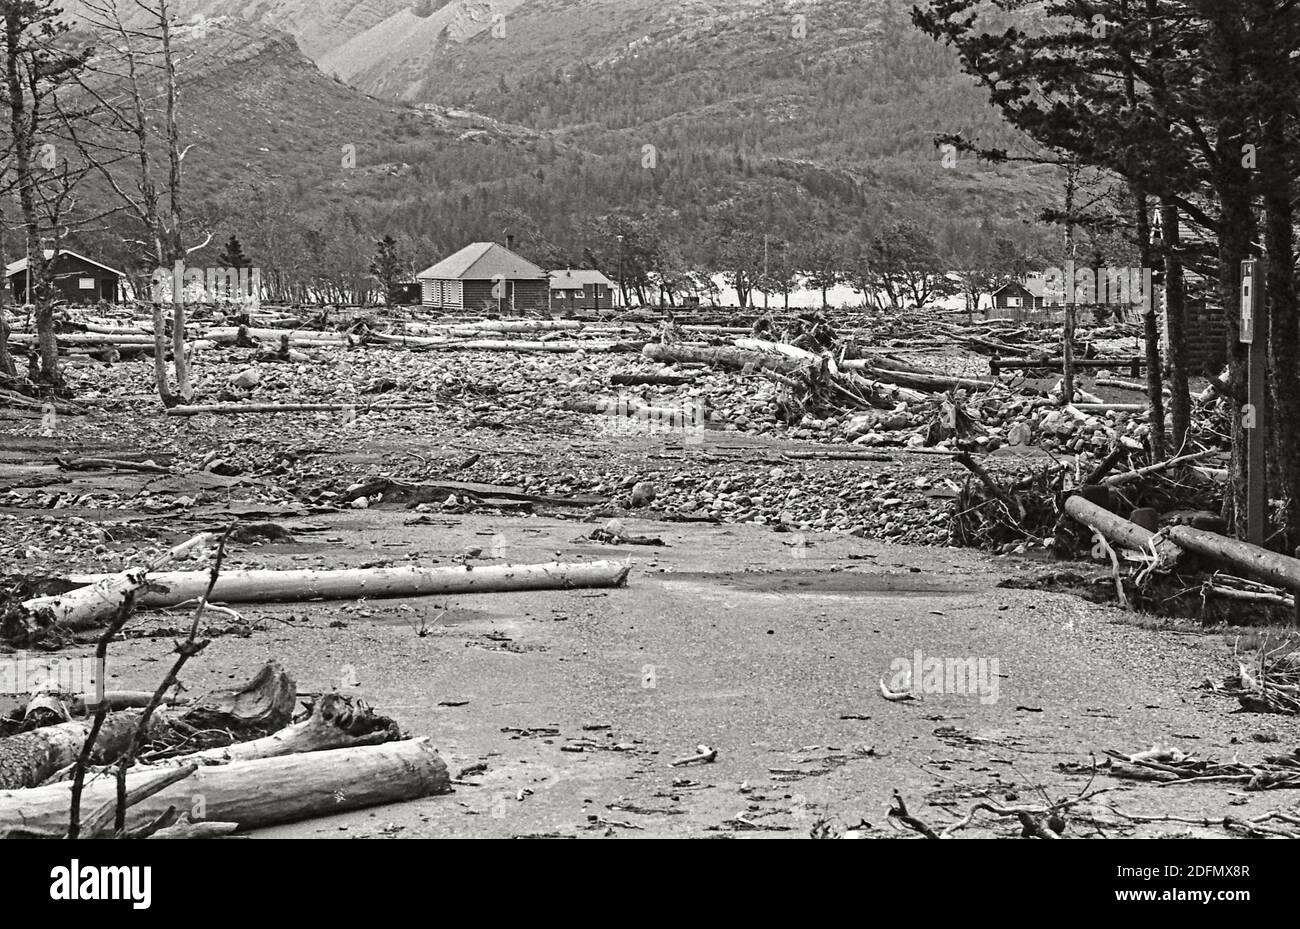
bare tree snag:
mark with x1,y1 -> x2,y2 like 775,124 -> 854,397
179,660 -> 297,735
179,694 -> 400,764
0,738 -> 451,838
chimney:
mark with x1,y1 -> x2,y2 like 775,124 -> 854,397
506,234 -> 515,250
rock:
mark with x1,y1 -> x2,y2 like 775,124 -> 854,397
230,367 -> 262,389
630,481 -> 657,507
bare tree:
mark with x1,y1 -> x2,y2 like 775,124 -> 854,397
0,0 -> 92,387
69,0 -> 214,405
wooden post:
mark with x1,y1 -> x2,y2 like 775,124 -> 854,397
1062,302 -> 1076,404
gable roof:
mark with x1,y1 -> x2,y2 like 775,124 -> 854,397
5,248 -> 123,278
549,268 -> 614,289
416,242 -> 546,281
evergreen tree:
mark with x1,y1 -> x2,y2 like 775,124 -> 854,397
217,234 -> 251,269
369,234 -> 405,306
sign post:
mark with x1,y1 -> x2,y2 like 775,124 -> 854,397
1241,259 -> 1267,546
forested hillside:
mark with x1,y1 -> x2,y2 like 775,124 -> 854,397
63,0 -> 1071,305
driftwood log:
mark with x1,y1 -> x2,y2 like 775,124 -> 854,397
641,342 -> 804,373
1063,495 -> 1183,567
165,402 -> 443,417
10,533 -> 214,644
0,711 -> 166,790
0,738 -> 451,838
1167,526 -> 1300,594
180,694 -> 400,764
66,560 -> 633,609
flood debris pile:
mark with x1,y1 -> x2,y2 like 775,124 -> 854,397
0,303 -> 1272,595
1215,643 -> 1300,714
0,659 -> 452,838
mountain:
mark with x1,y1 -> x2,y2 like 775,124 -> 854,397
63,1 -> 1065,299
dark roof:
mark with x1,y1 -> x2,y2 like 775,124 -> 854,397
5,248 -> 123,278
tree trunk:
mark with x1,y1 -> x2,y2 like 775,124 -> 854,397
1132,188 -> 1167,459
1261,105 -> 1300,552
1167,524 -> 1300,594
0,711 -> 165,790
642,341 -> 804,373
149,299 -> 177,405
1162,201 -> 1192,450
0,217 -> 13,379
1219,184 -> 1254,537
1063,495 -> 1183,566
0,738 -> 450,838
64,559 -> 633,610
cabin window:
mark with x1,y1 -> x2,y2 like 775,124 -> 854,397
79,278 -> 95,290
1007,296 -> 1022,307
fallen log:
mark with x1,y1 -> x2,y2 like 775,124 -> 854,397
1095,377 -> 1168,394
164,402 -> 443,417
0,710 -> 165,790
840,361 -> 996,392
0,738 -> 451,838
55,457 -> 170,474
610,373 -> 696,387
66,560 -> 633,608
1063,495 -> 1183,566
204,327 -> 349,344
341,477 -> 605,508
1102,449 -> 1221,486
733,337 -> 826,366
784,450 -> 893,462
1166,526 -> 1300,594
372,334 -> 630,353
10,533 -> 213,644
0,390 -> 81,415
642,342 -> 804,374
9,332 -> 156,346
991,357 -> 1146,375
1069,403 -> 1147,414
452,319 -> 583,335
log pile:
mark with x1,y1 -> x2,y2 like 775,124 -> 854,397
0,661 -> 451,838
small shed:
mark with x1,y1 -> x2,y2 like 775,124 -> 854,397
6,249 -> 122,305
416,242 -> 549,313
549,269 -> 615,312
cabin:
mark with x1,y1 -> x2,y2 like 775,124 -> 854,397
416,241 -> 549,313
549,269 -> 615,312
991,278 -> 1050,310
6,249 -> 122,305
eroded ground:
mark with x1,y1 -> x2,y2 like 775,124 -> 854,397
2,394 -> 1294,839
